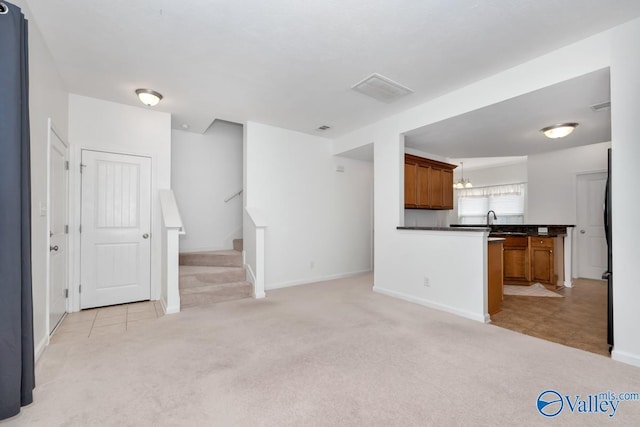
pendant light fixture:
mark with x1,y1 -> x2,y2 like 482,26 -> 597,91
454,161 -> 472,189
136,88 -> 163,107
540,122 -> 578,139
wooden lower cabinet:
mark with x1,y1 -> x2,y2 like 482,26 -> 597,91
530,237 -> 556,285
501,236 -> 563,288
488,240 -> 504,316
503,236 -> 530,283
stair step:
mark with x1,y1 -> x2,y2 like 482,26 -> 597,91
233,239 -> 243,252
180,281 -> 252,308
179,250 -> 242,268
179,266 -> 246,288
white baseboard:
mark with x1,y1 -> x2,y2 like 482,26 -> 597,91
612,349 -> 640,368
373,286 -> 489,323
266,269 -> 372,291
160,296 -> 180,314
244,264 -> 266,298
34,334 -> 49,363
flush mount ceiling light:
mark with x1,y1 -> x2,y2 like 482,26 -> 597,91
540,122 -> 578,139
135,88 -> 163,107
453,162 -> 472,189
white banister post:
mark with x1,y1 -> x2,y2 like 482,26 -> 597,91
254,226 -> 266,299
164,228 -> 181,313
159,189 -> 184,313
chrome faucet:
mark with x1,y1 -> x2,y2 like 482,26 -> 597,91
487,210 -> 497,226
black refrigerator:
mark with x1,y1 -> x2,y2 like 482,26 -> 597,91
603,148 -> 613,351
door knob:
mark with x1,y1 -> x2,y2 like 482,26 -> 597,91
49,245 -> 59,252
142,233 -> 150,239
580,229 -> 586,234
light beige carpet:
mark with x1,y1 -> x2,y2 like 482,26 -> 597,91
5,273 -> 640,426
504,282 -> 563,297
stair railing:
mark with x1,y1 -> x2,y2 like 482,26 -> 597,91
244,206 -> 266,298
225,189 -> 243,203
159,189 -> 185,313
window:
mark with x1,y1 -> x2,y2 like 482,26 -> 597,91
457,183 -> 526,224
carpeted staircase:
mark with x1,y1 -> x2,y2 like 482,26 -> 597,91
179,239 -> 252,309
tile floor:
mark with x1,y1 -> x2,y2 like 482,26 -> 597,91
490,278 -> 610,356
51,300 -> 164,343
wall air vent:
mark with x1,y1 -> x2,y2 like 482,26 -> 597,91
590,101 -> 611,112
317,125 -> 331,131
351,73 -> 414,103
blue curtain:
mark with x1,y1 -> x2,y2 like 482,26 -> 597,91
0,1 -> 35,420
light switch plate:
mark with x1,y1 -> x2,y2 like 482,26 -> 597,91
39,201 -> 48,217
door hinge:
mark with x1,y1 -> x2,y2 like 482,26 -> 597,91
79,284 -> 82,294
64,224 -> 69,234
64,289 -> 69,298
65,160 -> 70,170
80,163 -> 86,173
79,224 -> 82,233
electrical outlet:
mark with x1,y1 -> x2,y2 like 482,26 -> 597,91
423,277 -> 430,287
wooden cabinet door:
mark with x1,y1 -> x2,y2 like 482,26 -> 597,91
503,236 -> 529,282
416,165 -> 431,208
430,168 -> 443,208
442,169 -> 453,209
504,248 -> 530,281
404,163 -> 417,207
531,238 -> 555,284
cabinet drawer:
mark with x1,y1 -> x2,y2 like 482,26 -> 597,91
530,237 -> 554,248
503,236 -> 528,248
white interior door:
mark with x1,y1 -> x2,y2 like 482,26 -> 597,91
576,172 -> 607,280
81,150 -> 152,309
49,128 -> 68,332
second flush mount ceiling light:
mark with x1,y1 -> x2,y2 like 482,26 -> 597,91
540,122 -> 578,139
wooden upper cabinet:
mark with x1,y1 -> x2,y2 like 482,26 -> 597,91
416,165 -> 431,207
442,169 -> 454,209
404,154 -> 456,210
404,163 -> 417,207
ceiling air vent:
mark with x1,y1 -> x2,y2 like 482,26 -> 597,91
590,101 -> 611,112
317,125 -> 331,131
351,73 -> 414,103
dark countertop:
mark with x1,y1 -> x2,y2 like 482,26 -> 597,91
397,226 -> 490,232
451,224 -> 574,238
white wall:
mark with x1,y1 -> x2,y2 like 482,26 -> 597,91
610,18 -> 640,367
68,95 -> 171,310
172,120 -> 243,252
14,0 -> 70,359
528,142 -> 610,224
244,122 -> 373,289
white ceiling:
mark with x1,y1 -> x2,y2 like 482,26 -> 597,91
26,1 -> 640,135
405,68 -> 611,158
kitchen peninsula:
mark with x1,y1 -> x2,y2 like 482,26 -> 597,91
395,224 -> 573,320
